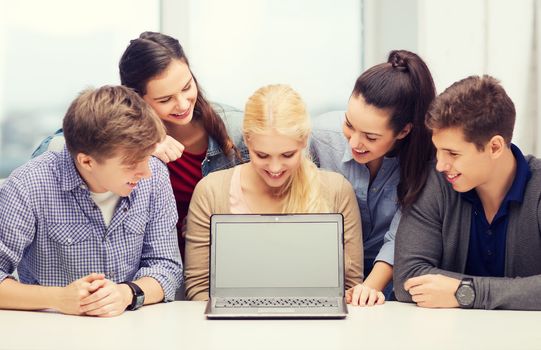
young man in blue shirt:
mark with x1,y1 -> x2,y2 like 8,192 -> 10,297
394,75 -> 541,310
0,85 -> 183,316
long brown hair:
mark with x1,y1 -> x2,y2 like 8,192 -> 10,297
119,31 -> 238,158
353,50 -> 436,208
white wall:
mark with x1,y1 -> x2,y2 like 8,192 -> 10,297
363,0 -> 418,67
0,0 -> 161,177
162,0 -> 363,115
365,0 -> 538,155
421,0 -> 536,154
0,4 -> 5,151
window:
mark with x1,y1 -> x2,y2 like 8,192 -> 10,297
2,0 -> 365,177
162,0 -> 363,115
0,0 -> 160,177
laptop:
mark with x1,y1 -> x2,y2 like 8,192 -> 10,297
205,213 -> 348,319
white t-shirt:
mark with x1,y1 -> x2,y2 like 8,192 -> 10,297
90,191 -> 121,227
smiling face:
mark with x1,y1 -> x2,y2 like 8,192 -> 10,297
343,94 -> 410,171
432,127 -> 494,192
77,152 -> 153,197
245,129 -> 306,190
143,59 -> 198,128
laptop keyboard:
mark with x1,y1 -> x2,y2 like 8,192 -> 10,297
214,297 -> 338,308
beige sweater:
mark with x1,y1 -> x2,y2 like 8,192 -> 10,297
184,166 -> 363,301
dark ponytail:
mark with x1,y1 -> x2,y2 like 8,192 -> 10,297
353,50 -> 436,208
119,31 -> 238,159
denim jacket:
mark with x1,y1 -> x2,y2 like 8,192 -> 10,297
203,103 -> 249,175
309,110 -> 400,266
32,102 -> 250,175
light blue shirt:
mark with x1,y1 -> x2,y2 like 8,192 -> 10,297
0,148 -> 183,301
310,111 -> 400,266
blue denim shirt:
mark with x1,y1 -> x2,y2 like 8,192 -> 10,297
202,103 -> 249,175
310,111 -> 400,266
32,102 -> 250,175
1,148 -> 183,301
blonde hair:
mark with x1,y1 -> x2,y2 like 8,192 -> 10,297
243,84 -> 329,213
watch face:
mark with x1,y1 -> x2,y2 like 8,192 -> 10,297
135,294 -> 145,308
456,285 -> 475,307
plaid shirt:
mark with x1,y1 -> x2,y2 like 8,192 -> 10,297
0,148 -> 183,301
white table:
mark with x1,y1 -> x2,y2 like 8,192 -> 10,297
1,301 -> 540,350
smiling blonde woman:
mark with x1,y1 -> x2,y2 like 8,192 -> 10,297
184,84 -> 363,301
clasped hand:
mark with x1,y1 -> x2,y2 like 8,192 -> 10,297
56,273 -> 132,317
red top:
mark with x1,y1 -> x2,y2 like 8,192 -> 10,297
167,149 -> 206,258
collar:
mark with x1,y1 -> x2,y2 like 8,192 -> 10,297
57,146 -> 88,192
462,143 -> 531,205
341,144 -> 355,163
504,143 -> 531,203
206,136 -> 221,157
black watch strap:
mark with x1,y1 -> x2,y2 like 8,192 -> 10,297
122,281 -> 145,311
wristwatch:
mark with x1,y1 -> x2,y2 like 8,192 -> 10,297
122,281 -> 145,311
455,278 -> 475,309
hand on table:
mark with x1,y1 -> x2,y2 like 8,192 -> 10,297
346,283 -> 385,306
79,279 -> 133,317
54,273 -> 105,315
404,274 -> 461,308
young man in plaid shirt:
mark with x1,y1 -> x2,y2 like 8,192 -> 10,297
0,85 -> 182,316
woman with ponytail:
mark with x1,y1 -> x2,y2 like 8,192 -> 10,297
184,84 -> 363,301
311,50 -> 436,306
